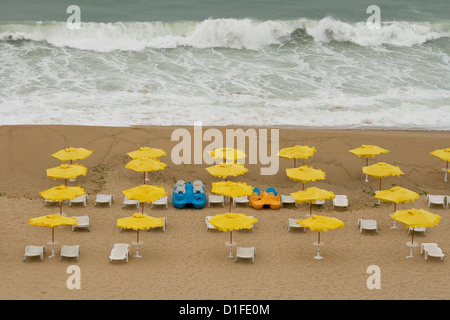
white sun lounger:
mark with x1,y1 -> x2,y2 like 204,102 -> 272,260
71,216 -> 90,232
333,195 -> 348,209
151,196 -> 168,209
288,218 -> 306,232
408,227 -> 426,235
421,243 -> 445,261
60,245 -> 80,262
358,219 -> 378,233
281,195 -> 297,207
232,196 -> 250,207
147,217 -> 167,232
109,243 -> 130,263
23,245 -> 45,261
426,195 -> 446,208
95,194 -> 114,207
208,195 -> 225,207
205,216 -> 215,231
122,196 -> 140,209
235,247 -> 256,264
69,194 -> 88,207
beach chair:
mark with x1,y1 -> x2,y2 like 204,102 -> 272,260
95,194 -> 114,207
208,195 -> 225,207
235,247 -> 256,264
358,219 -> 378,233
23,245 -> 45,261
426,195 -> 445,208
122,196 -> 140,209
60,245 -> 80,262
421,243 -> 445,261
288,218 -> 306,232
232,196 -> 250,207
281,195 -> 297,208
71,216 -> 90,232
69,194 -> 88,207
333,195 -> 348,209
205,216 -> 215,231
409,227 -> 426,235
151,196 -> 168,209
109,243 -> 130,263
310,200 -> 325,208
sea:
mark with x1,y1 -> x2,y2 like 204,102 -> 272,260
0,0 -> 449,130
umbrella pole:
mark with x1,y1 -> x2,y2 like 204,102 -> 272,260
314,232 -> 323,260
49,228 -> 56,258
391,203 -> 398,229
134,229 -> 142,258
59,202 -> 63,215
229,200 -> 232,213
365,158 -> 369,182
142,202 -> 145,214
445,161 -> 448,182
376,179 -> 382,204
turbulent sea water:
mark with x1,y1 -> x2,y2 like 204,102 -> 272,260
0,0 -> 449,129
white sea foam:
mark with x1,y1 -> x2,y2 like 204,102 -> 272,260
1,17 -> 449,51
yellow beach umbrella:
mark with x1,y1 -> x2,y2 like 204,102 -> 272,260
430,148 -> 450,181
51,147 -> 93,163
391,209 -> 441,258
122,184 -> 167,214
363,162 -> 404,194
206,162 -> 248,180
278,145 -> 316,167
46,163 -> 87,185
208,147 -> 247,163
125,158 -> 167,184
127,147 -> 167,160
29,214 -> 78,258
375,186 -> 420,228
117,213 -> 164,257
211,181 -> 254,212
349,145 -> 389,182
207,213 -> 257,258
291,187 -> 335,216
286,165 -> 325,190
297,215 -> 345,259
39,185 -> 86,214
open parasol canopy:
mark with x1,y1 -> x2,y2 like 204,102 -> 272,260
122,184 -> 167,214
278,145 -> 316,167
430,148 -> 450,181
211,181 -> 254,212
127,147 -> 167,160
208,148 -> 247,163
206,162 -> 248,180
29,214 -> 78,258
125,158 -> 167,184
375,186 -> 419,228
117,213 -> 164,257
290,187 -> 335,216
51,147 -> 93,163
46,163 -> 87,185
286,165 -> 325,190
297,215 -> 345,259
363,162 -> 404,197
39,185 -> 86,214
207,213 -> 257,258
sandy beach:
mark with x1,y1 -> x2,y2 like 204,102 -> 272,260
0,124 -> 449,300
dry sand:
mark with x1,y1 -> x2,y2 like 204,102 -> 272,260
0,125 -> 449,300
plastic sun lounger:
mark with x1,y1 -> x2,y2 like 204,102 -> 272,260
235,247 -> 256,264
426,195 -> 445,208
122,196 -> 140,209
23,245 -> 45,261
60,245 -> 80,262
71,216 -> 91,232
232,196 -> 250,207
109,243 -> 130,263
69,194 -> 88,207
208,195 -> 225,207
358,219 -> 378,233
409,227 -> 426,235
281,195 -> 297,208
288,218 -> 306,232
421,243 -> 445,261
205,216 -> 215,231
333,195 -> 348,209
147,217 -> 167,232
151,196 -> 168,209
95,194 -> 114,207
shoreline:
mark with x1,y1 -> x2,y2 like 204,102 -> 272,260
1,124 -> 449,300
